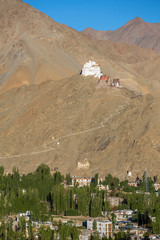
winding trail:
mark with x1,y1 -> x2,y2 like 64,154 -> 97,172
0,88 -> 134,160
0,147 -> 55,160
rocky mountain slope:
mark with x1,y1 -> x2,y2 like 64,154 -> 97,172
1,0 -> 160,179
82,17 -> 160,53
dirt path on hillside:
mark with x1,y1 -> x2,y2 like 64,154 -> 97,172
0,88 -> 133,160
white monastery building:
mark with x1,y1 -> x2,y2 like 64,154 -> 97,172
81,60 -> 102,78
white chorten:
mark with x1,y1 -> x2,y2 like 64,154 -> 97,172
81,60 -> 102,78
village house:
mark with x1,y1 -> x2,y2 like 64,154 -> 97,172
96,75 -> 110,89
115,220 -> 133,230
32,221 -> 55,231
110,79 -> 120,87
12,220 -> 19,232
71,176 -> 93,187
87,219 -> 113,238
71,176 -> 104,187
130,234 -> 141,240
114,209 -> 135,220
16,211 -> 31,222
107,197 -> 123,207
127,171 -> 132,177
153,183 -> 160,190
121,225 -> 151,237
128,182 -> 138,187
79,229 -> 93,240
149,234 -> 160,240
98,184 -> 109,191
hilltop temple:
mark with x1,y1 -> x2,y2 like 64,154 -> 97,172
81,60 -> 102,78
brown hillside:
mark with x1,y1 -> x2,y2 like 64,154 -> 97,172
1,0 -> 160,179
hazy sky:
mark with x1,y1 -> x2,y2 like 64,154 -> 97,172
23,0 -> 160,31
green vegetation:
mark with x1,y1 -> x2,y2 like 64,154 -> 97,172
0,218 -> 79,240
103,174 -> 119,190
0,165 -> 111,221
114,231 -> 130,240
0,164 -> 159,238
0,165 -> 115,220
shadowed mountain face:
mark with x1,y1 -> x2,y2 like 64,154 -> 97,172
1,1 -> 160,179
82,17 -> 160,53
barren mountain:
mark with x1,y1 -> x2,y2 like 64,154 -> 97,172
82,17 -> 160,53
1,0 -> 160,179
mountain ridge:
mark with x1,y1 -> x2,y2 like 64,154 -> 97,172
82,17 -> 160,53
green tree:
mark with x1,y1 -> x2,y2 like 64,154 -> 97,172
111,213 -> 116,230
53,172 -> 64,185
91,231 -> 101,240
19,216 -> 26,239
58,222 -> 71,240
28,221 -> 33,240
71,225 -> 79,240
93,220 -> 97,230
143,232 -> 150,240
36,164 -> 50,176
39,226 -> 52,240
66,173 -> 71,185
0,220 -> 6,239
94,174 -> 99,187
0,166 -> 4,175
115,231 -> 126,240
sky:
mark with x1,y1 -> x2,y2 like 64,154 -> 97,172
23,0 -> 160,31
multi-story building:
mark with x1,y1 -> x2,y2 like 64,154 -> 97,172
71,177 -> 93,187
87,219 -> 112,238
71,176 -> 104,187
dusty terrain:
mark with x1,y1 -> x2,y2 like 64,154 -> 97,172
1,0 -> 160,179
82,17 -> 160,53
